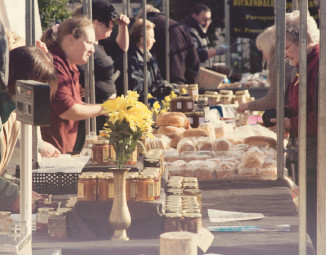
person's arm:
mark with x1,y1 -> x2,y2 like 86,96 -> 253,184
59,103 -> 104,121
115,14 -> 130,52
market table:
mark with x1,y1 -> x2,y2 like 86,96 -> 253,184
32,178 -> 315,255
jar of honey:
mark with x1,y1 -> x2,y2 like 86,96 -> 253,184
126,172 -> 138,201
48,211 -> 66,238
77,173 -> 97,201
181,95 -> 194,112
97,173 -> 114,201
171,97 -> 183,112
183,189 -> 202,210
164,213 -> 183,232
136,174 -> 155,201
92,140 -> 110,164
183,213 -> 202,233
36,207 -> 55,233
188,84 -> 199,102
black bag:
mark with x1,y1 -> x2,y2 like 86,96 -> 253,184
150,80 -> 177,99
262,108 -> 292,127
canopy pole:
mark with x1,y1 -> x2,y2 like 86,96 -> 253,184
164,0 -> 170,82
142,0 -> 148,105
224,0 -> 231,67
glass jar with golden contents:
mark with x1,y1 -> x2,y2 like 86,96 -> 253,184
183,189 -> 202,210
183,213 -> 202,233
48,211 -> 66,239
77,173 -> 97,201
181,95 -> 194,112
179,84 -> 189,95
0,211 -> 12,234
126,172 -> 138,201
97,173 -> 114,201
136,174 -> 155,201
164,212 -> 183,232
36,207 -> 55,233
91,140 -> 110,164
188,84 -> 199,102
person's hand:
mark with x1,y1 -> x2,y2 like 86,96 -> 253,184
237,102 -> 249,113
117,14 -> 130,26
215,45 -> 228,55
270,117 -> 291,130
35,40 -> 48,54
79,85 -> 85,98
40,142 -> 60,158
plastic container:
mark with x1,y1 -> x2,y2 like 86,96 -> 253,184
188,84 -> 199,102
48,211 -> 66,239
0,211 -> 12,234
77,173 -> 97,201
189,160 -> 216,180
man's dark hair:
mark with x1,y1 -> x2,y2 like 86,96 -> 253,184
190,4 -> 211,15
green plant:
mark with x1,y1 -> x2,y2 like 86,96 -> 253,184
38,0 -> 72,30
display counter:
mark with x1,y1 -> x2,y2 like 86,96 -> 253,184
32,178 -> 314,255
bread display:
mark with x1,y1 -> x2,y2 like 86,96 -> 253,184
189,160 -> 216,180
198,123 -> 215,139
238,163 -> 258,176
242,146 -> 266,168
214,125 -> 224,138
156,112 -> 189,128
169,133 -> 183,148
145,134 -> 170,151
183,128 -> 209,138
157,126 -> 186,137
177,138 -> 196,155
244,136 -> 277,149
213,138 -> 232,151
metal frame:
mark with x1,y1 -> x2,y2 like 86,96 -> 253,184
142,0 -> 148,105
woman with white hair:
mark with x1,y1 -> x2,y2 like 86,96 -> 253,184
237,25 -> 297,114
274,10 -> 319,249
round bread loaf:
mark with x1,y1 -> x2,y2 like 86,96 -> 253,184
170,133 -> 183,148
156,112 -> 189,128
244,136 -> 277,149
183,128 -> 209,138
214,138 -> 231,151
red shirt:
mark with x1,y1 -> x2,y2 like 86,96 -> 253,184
286,44 -> 319,137
41,46 -> 82,153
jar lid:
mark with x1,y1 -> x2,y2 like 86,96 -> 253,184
0,211 -> 11,217
165,212 -> 183,218
126,172 -> 139,178
183,183 -> 199,189
205,91 -> 219,95
235,89 -> 249,96
94,140 -> 110,144
183,213 -> 202,218
99,174 -> 113,179
79,173 -> 97,179
183,177 -> 198,183
184,208 -> 201,213
167,183 -> 182,189
188,84 -> 198,88
220,90 -> 233,95
38,207 -> 55,213
138,174 -> 155,179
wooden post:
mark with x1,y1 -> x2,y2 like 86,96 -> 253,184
160,231 -> 198,255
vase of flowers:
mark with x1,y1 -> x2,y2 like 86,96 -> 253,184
102,91 -> 154,240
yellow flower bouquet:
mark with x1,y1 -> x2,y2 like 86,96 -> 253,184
101,91 -> 154,169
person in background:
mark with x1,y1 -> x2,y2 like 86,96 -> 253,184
272,10 -> 319,248
136,5 -> 199,85
41,16 -> 104,154
114,19 -> 169,102
181,4 -> 228,68
0,45 -> 59,213
72,0 -> 130,150
237,25 -> 298,115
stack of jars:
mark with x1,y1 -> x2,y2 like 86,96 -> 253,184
36,207 -> 71,239
164,176 -> 202,233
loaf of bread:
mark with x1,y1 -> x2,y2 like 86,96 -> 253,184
177,138 -> 196,155
170,133 -> 183,148
157,126 -> 186,137
242,146 -> 266,168
244,136 -> 277,149
213,138 -> 232,151
156,112 -> 189,128
198,123 -> 215,139
197,140 -> 213,151
183,128 -> 209,138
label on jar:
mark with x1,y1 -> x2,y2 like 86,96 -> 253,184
188,117 -> 194,125
177,102 -> 182,110
188,102 -> 193,109
108,183 -> 114,198
130,182 -> 136,198
103,148 -> 109,162
148,182 -> 155,198
78,183 -> 84,198
199,117 -> 205,124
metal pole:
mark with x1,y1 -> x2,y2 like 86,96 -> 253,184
224,0 -> 231,67
20,124 -> 33,237
123,0 -> 129,95
298,1 -> 308,254
165,0 -> 170,82
275,1 -> 285,179
292,0 -> 299,11
142,0 -> 148,105
317,0 -> 326,253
